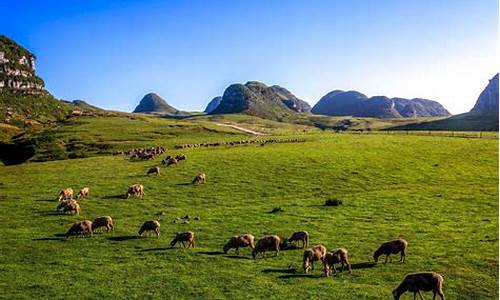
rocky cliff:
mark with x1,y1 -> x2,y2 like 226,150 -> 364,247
470,73 -> 499,114
0,35 -> 44,93
204,96 -> 222,113
133,93 -> 182,115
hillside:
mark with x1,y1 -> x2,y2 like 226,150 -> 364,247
204,96 -> 222,113
209,81 -> 304,121
0,132 -> 497,299
311,90 -> 450,118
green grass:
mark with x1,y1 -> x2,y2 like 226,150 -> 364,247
0,130 -> 497,299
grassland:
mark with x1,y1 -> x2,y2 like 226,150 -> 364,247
0,116 -> 497,299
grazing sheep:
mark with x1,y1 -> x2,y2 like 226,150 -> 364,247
223,234 -> 255,254
91,216 -> 114,232
393,272 -> 445,300
76,187 -> 90,200
146,166 -> 160,176
175,154 -> 186,161
252,235 -> 281,259
126,184 -> 145,199
303,244 -> 327,273
138,220 -> 160,238
57,188 -> 73,201
192,173 -> 206,184
374,239 -> 408,264
170,231 -> 195,248
163,157 -> 177,166
323,248 -> 352,276
57,200 -> 80,215
66,220 -> 93,238
288,231 -> 309,248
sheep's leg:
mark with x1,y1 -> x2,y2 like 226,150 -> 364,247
417,290 -> 424,300
384,255 -> 389,264
346,260 -> 352,274
191,240 -> 195,248
181,241 -> 186,248
340,262 -> 344,272
236,247 -> 240,255
332,264 -> 338,275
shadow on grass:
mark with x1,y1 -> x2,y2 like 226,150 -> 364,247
37,211 -> 64,216
33,237 -> 65,241
198,251 -> 224,255
278,273 -> 322,279
141,247 -> 174,252
351,262 -> 377,270
35,199 -> 55,202
176,183 -> 191,186
102,194 -> 126,200
225,255 -> 251,260
262,268 -> 298,274
108,235 -> 141,241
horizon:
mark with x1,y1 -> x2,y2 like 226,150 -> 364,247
1,0 -> 498,114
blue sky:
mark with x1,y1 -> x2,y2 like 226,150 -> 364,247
1,0 -> 498,113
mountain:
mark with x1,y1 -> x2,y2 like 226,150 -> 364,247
133,93 -> 181,115
389,74 -> 499,131
311,89 -> 450,118
209,81 -> 307,120
204,96 -> 222,113
470,73 -> 499,114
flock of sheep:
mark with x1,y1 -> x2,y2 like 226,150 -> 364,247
54,152 -> 445,300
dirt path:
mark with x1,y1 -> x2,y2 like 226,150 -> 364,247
216,123 -> 268,136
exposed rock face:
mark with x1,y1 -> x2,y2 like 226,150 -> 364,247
204,96 -> 222,113
270,85 -> 311,112
209,81 -> 307,120
0,35 -> 44,94
311,90 -> 450,118
470,73 -> 499,114
133,93 -> 180,114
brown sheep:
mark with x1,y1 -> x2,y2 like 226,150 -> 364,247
76,187 -> 90,200
223,234 -> 255,255
57,200 -> 80,215
288,231 -> 309,248
126,184 -> 145,199
66,220 -> 93,238
57,188 -> 73,201
374,239 -> 408,264
138,220 -> 160,238
146,166 -> 160,176
303,244 -> 327,273
323,248 -> 352,276
252,235 -> 281,259
393,272 -> 445,300
192,173 -> 206,184
170,231 -> 195,248
91,216 -> 114,232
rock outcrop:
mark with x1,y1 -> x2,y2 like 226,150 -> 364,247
311,89 -> 450,118
209,81 -> 308,120
0,35 -> 44,94
204,96 -> 222,113
470,73 -> 499,114
133,93 -> 181,115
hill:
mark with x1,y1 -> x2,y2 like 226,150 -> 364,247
311,90 -> 450,118
390,74 -> 499,131
133,93 -> 184,115
209,81 -> 305,120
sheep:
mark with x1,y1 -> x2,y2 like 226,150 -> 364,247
323,248 -> 352,276
91,216 -> 114,233
303,244 -> 327,273
288,231 -> 309,248
66,220 -> 93,238
392,272 -> 445,300
163,157 -> 177,166
223,234 -> 255,255
192,173 -> 206,184
252,235 -> 281,259
126,184 -> 144,199
76,187 -> 90,200
57,200 -> 80,215
374,239 -> 408,264
57,188 -> 73,201
170,231 -> 195,248
138,220 -> 160,238
146,166 -> 160,176
175,154 -> 186,161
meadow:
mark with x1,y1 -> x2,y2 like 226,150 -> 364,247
0,117 -> 497,299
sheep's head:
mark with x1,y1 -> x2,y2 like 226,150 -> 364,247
251,248 -> 257,259
170,238 -> 177,247
392,289 -> 400,300
373,249 -> 381,262
222,242 -> 230,254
